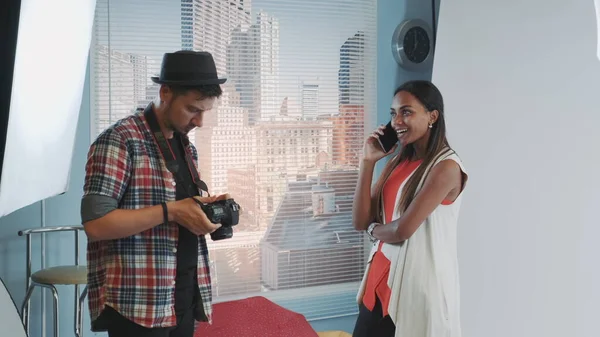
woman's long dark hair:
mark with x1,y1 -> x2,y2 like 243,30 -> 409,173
372,80 -> 450,223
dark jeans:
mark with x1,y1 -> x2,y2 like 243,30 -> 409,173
104,270 -> 198,337
352,298 -> 396,337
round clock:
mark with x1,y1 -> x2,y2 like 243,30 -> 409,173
391,19 -> 434,72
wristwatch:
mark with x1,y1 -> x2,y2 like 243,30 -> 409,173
366,222 -> 380,242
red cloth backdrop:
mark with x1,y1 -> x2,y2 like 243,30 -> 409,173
195,296 -> 319,337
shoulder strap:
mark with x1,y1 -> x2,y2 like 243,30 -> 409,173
415,147 -> 455,194
143,103 -> 209,196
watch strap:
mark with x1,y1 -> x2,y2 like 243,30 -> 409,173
367,222 -> 379,241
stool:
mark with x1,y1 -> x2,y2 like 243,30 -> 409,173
18,226 -> 88,337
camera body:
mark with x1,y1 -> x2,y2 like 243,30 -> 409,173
200,198 -> 240,241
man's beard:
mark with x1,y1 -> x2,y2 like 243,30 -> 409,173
163,107 -> 181,134
164,106 -> 194,135
163,105 -> 196,135
161,107 -> 173,130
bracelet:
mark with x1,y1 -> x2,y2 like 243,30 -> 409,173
161,202 -> 169,225
367,222 -> 380,242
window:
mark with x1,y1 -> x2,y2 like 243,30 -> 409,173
91,0 -> 376,320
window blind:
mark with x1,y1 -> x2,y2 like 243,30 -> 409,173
90,0 -> 377,320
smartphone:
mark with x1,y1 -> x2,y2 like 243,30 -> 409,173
377,122 -> 398,153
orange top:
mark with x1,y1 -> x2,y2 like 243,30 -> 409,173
363,159 -> 454,316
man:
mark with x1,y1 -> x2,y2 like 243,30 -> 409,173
81,50 -> 227,337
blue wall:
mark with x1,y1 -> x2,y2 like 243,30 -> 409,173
0,0 -> 440,335
375,0 -> 439,182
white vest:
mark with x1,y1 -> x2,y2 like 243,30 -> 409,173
357,149 -> 467,337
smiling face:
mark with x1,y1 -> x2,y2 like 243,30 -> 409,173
159,85 -> 217,135
390,90 -> 439,147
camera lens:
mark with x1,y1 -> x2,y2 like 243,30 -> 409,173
210,226 -> 233,241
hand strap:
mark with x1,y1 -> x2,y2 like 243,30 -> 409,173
161,202 -> 169,225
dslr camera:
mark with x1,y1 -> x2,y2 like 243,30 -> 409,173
199,198 -> 240,241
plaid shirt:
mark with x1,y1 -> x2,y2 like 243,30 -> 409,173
83,111 -> 212,330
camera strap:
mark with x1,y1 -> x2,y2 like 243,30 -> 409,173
143,104 -> 208,197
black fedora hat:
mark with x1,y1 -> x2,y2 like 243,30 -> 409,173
151,50 -> 227,85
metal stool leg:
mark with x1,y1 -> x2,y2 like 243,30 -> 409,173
75,284 -> 80,337
75,286 -> 87,337
48,285 -> 59,337
21,283 -> 59,337
21,284 -> 36,335
34,283 -> 59,337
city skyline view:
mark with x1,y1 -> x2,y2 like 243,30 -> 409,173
92,0 -> 376,118
91,0 -> 377,314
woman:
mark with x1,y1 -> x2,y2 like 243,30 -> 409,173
352,80 -> 468,337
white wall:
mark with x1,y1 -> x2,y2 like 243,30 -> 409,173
433,0 -> 600,336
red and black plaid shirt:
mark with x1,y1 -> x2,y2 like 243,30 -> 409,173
83,111 -> 212,330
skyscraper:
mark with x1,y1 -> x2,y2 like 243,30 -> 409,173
338,32 -> 365,106
181,0 -> 252,75
181,0 -> 255,168
227,11 -> 280,125
334,32 -> 367,166
94,46 -> 136,133
301,82 -> 319,120
256,11 -> 280,122
181,0 -> 194,50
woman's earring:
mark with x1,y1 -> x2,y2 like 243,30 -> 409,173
428,123 -> 433,129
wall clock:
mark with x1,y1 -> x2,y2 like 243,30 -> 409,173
391,19 -> 434,72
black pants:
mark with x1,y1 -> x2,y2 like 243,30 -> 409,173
352,298 -> 396,337
103,305 -> 195,337
103,273 -> 198,337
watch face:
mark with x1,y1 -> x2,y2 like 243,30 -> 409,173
403,26 -> 430,63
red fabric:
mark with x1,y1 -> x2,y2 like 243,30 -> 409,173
363,160 -> 421,316
382,160 -> 422,223
195,296 -> 319,337
362,241 -> 392,316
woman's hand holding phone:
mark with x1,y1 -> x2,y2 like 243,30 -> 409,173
364,123 -> 398,164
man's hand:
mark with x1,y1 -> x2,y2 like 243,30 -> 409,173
212,193 -> 243,216
167,196 -> 221,235
213,193 -> 231,202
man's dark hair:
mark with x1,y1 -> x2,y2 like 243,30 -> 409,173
167,84 -> 223,99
